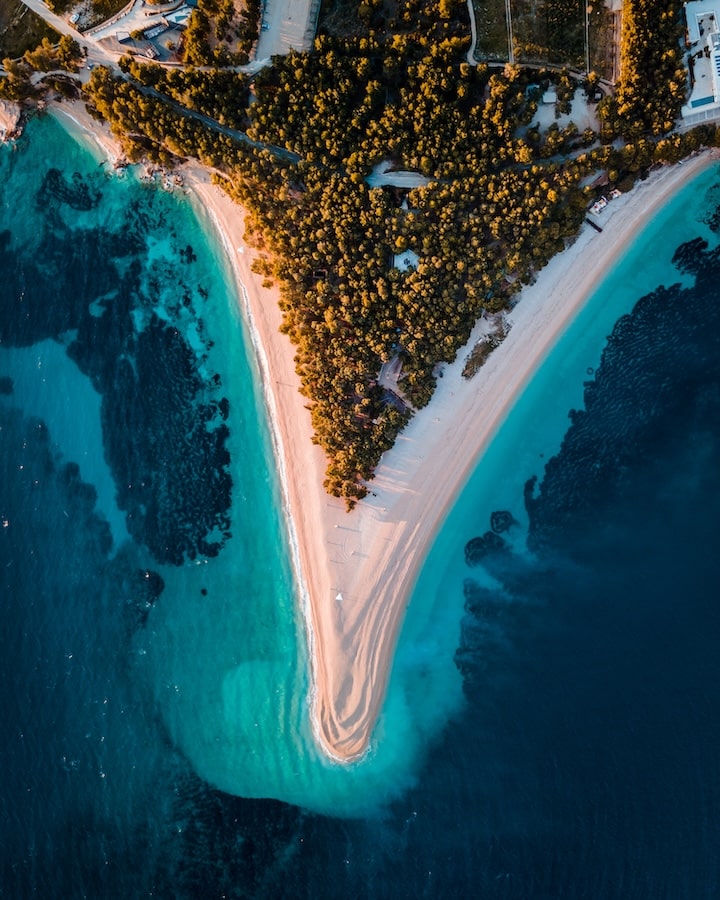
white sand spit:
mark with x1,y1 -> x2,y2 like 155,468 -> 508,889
48,102 -> 718,760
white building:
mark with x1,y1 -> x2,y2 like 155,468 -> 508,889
682,1 -> 720,115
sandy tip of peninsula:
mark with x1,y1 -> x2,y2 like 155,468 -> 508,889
47,101 -> 719,762
205,145 -> 718,763
270,147 -> 719,763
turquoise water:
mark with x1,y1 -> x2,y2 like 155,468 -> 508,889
0,114 -> 466,821
409,165 -> 715,611
3,113 -> 720,896
0,340 -> 127,545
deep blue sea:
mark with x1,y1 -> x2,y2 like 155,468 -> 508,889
2,115 -> 719,898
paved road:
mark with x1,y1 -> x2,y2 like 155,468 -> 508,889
18,0 -> 276,75
23,58 -> 303,163
19,0 -> 124,72
88,0 -> 157,40
137,82 -> 302,163
19,0 -> 320,76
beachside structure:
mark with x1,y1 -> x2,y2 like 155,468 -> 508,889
682,1 -> 720,115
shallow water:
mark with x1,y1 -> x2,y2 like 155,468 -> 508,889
2,116 -> 719,897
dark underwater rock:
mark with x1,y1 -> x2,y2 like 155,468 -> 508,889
525,242 -> 720,557
39,168 -> 101,211
127,568 -> 165,626
2,173 -> 233,569
465,530 -> 508,566
490,509 -> 515,533
464,536 -> 486,566
671,236 -> 708,276
102,314 -> 232,566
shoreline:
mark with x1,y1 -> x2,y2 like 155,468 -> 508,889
49,104 -> 123,165
48,102 -> 719,762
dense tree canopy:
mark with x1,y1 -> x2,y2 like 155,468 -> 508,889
79,0 -> 701,504
600,0 -> 686,137
181,0 -> 261,66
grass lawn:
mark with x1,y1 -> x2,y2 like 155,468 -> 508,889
473,0 -> 614,72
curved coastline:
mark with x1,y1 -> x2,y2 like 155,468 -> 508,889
287,149 -> 720,762
47,102 -> 719,761
193,196 -> 334,764
204,148 -> 719,763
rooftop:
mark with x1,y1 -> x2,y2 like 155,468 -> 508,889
682,2 -> 720,117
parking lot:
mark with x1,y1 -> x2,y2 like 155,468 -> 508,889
254,0 -> 319,60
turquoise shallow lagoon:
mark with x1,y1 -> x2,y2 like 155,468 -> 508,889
2,115 -> 720,897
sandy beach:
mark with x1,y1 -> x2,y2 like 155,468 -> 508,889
49,102 -> 719,761
194,148 -> 720,763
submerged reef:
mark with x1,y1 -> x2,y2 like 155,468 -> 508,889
0,165 -> 232,566
458,225 -> 720,681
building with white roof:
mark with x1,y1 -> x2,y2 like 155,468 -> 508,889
682,1 -> 720,115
